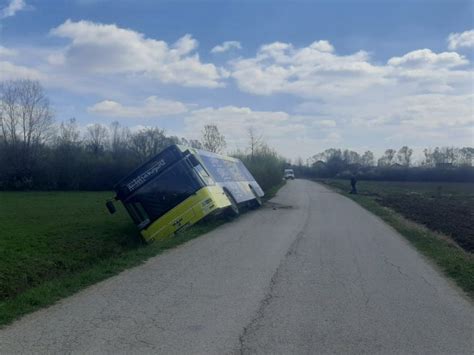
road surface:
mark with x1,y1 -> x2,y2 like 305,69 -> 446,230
1,180 -> 472,354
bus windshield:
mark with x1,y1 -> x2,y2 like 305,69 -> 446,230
124,160 -> 203,227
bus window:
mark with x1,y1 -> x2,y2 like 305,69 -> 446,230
193,164 -> 215,186
199,155 -> 247,182
125,201 -> 150,228
125,160 -> 202,225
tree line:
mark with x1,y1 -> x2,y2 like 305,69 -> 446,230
293,147 -> 474,182
0,80 -> 286,191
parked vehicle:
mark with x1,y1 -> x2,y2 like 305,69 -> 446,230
106,145 -> 264,242
284,168 -> 295,180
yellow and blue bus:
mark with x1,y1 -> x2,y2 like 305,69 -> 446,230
107,145 -> 264,242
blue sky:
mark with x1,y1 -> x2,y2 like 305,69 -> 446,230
1,0 -> 473,160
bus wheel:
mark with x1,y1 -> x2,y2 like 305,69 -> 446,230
224,189 -> 239,217
249,185 -> 262,208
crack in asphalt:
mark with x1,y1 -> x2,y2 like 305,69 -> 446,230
237,231 -> 306,354
237,199 -> 312,354
383,256 -> 411,279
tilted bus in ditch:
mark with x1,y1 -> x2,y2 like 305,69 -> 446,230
106,145 -> 264,242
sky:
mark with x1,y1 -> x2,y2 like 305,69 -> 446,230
0,0 -> 473,161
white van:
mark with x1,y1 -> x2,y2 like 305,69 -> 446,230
284,168 -> 295,180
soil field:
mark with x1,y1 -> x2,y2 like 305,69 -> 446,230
319,180 -> 474,253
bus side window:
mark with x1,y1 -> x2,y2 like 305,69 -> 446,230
194,164 -> 215,186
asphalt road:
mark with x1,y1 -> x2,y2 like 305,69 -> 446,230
1,180 -> 472,354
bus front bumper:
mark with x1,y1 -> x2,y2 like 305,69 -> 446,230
140,185 -> 231,242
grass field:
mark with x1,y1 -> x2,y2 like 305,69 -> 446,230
318,179 -> 474,299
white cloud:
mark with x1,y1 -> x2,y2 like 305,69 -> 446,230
231,40 -> 388,98
1,0 -> 26,18
182,105 -> 339,156
231,40 -> 472,100
387,49 -> 468,68
315,119 -> 337,128
0,61 -> 43,80
0,45 -> 17,57
50,19 -> 226,88
447,29 -> 474,50
229,38 -> 472,146
211,41 -> 242,53
88,96 -> 188,118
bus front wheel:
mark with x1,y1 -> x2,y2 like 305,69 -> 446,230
224,189 -> 239,217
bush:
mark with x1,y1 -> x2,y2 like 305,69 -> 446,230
233,145 -> 287,193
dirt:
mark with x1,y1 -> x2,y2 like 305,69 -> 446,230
377,195 -> 474,253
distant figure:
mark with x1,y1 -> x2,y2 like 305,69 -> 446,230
350,176 -> 357,194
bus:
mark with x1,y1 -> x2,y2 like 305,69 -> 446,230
106,145 -> 264,242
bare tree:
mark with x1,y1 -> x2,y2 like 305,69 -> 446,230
188,139 -> 203,149
57,118 -> 81,147
0,79 -> 54,187
201,124 -> 226,153
128,127 -> 169,162
0,79 -> 54,159
342,149 -> 361,165
247,126 -> 263,158
397,146 -> 413,167
110,121 -> 130,157
377,149 -> 396,166
361,151 -> 375,166
86,123 -> 109,155
458,147 -> 474,166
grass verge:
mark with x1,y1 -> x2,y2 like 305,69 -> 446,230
263,179 -> 286,202
317,179 -> 474,300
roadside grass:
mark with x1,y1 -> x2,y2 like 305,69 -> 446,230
0,184 -> 285,326
263,179 -> 286,201
317,179 -> 474,300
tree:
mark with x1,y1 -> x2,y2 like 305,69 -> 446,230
378,149 -> 396,167
110,121 -> 130,157
0,80 -> 54,187
86,123 -> 109,155
312,148 -> 345,176
57,118 -> 81,147
397,146 -> 413,167
128,127 -> 169,162
247,126 -> 263,158
342,149 -> 361,165
180,137 -> 203,149
0,80 -> 54,153
361,151 -> 375,166
458,147 -> 474,166
201,124 -> 226,153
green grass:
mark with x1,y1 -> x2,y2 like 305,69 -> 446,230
263,179 -> 286,201
317,179 -> 474,300
0,183 -> 286,326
